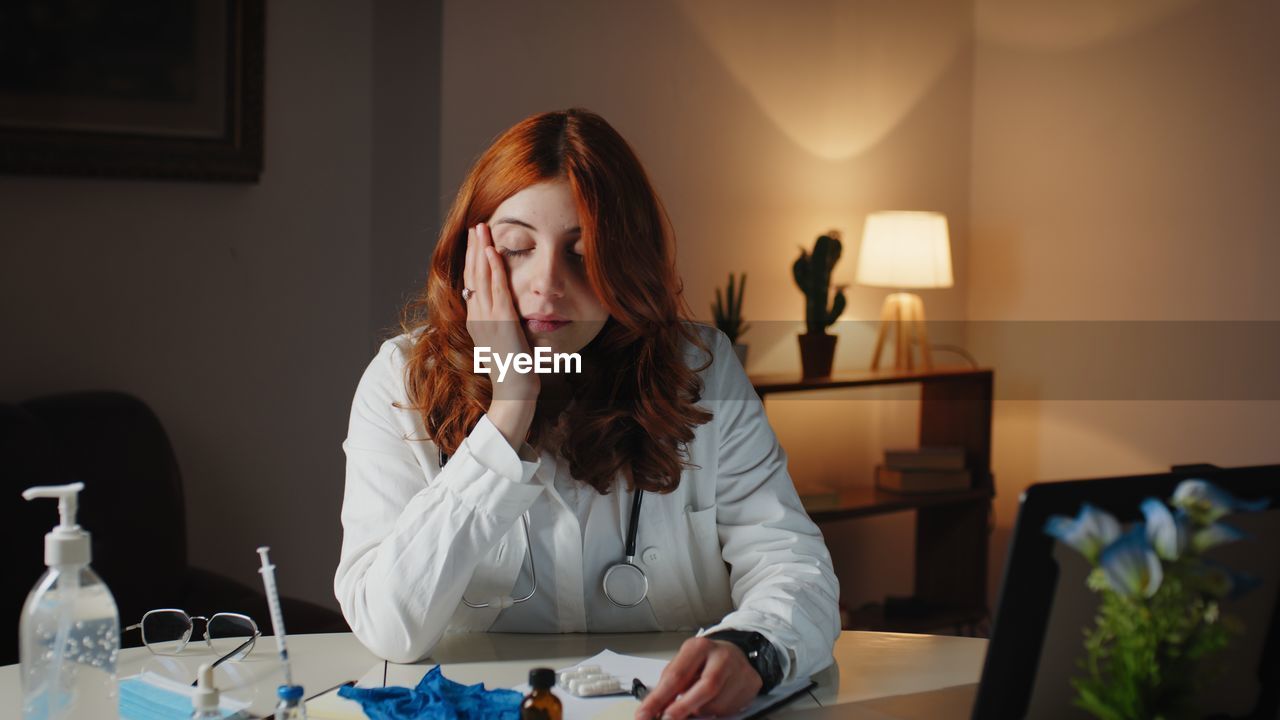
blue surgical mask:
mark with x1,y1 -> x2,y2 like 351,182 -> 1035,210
119,672 -> 251,720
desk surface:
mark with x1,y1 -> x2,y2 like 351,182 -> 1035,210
1,630 -> 987,718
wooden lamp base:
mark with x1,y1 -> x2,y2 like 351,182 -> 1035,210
870,292 -> 933,370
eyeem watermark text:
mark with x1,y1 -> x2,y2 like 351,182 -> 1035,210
474,347 -> 582,382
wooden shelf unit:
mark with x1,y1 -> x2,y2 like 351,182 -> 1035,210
750,366 -> 994,634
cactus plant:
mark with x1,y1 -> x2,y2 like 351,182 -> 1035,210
712,272 -> 750,344
792,232 -> 847,335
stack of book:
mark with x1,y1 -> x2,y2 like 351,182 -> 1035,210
874,446 -> 969,494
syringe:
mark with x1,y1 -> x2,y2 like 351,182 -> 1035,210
256,546 -> 294,688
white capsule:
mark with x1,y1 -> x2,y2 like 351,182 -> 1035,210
577,678 -> 623,696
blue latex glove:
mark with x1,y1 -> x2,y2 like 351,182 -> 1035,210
338,665 -> 522,719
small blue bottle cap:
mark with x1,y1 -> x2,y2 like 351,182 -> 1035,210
278,684 -> 304,702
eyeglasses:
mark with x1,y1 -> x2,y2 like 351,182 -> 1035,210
124,609 -> 260,670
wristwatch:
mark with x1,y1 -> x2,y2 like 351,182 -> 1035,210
705,629 -> 783,694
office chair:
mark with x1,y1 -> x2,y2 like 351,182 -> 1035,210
1,391 -> 347,666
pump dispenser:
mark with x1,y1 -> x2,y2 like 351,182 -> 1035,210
24,482 -> 92,566
192,664 -> 221,718
20,482 -> 120,720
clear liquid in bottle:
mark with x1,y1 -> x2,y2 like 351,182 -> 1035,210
20,565 -> 120,720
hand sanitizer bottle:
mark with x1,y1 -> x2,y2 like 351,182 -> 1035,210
19,483 -> 120,720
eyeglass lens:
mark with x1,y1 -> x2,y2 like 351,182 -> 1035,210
208,614 -> 257,661
140,610 -> 258,660
140,610 -> 193,655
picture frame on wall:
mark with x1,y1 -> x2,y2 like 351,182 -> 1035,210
0,0 -> 264,183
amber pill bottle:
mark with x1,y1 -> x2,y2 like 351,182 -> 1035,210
521,667 -> 562,720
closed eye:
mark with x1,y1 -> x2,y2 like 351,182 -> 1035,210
498,246 -> 586,262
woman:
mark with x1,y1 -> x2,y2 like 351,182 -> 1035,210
335,108 -> 839,719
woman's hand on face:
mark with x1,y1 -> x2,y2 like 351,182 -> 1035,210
464,222 -> 539,404
634,637 -> 762,720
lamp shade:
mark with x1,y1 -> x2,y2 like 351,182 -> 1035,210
854,211 -> 953,289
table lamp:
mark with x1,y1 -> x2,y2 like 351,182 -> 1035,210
855,211 -> 953,370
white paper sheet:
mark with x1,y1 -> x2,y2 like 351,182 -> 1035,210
304,665 -> 386,720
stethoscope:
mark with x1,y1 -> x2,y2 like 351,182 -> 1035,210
440,450 -> 650,610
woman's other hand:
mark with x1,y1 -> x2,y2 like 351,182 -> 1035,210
464,222 -> 537,448
635,637 -> 762,719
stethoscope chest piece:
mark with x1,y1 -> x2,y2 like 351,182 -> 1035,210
601,486 -> 649,608
446,448 -> 652,611
602,561 -> 648,608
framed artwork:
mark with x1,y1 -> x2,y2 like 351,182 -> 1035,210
0,0 -> 264,182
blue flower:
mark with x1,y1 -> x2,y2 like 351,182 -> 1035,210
1099,525 -> 1163,598
1140,498 -> 1188,560
1045,503 -> 1122,563
1171,479 -> 1269,524
1187,558 -> 1262,600
1190,522 -> 1247,553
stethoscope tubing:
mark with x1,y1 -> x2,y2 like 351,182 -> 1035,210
623,487 -> 643,559
461,512 -> 538,609
602,487 -> 648,608
440,449 -> 649,609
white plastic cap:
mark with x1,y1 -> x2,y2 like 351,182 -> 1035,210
22,482 -> 91,567
193,663 -> 220,712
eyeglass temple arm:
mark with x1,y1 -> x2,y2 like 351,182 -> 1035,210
189,630 -> 262,687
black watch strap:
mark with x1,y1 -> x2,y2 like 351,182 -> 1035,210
704,629 -> 784,694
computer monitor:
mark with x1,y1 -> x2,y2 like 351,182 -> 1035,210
974,464 -> 1280,719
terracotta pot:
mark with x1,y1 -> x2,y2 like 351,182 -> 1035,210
798,332 -> 837,378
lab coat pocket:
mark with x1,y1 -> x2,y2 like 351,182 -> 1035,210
685,506 -> 733,621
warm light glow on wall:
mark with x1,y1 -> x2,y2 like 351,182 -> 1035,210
676,0 -> 966,160
977,0 -> 1198,50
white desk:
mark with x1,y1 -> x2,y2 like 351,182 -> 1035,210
1,631 -> 987,718
1,633 -> 377,717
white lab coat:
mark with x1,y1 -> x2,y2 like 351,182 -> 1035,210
334,324 -> 840,681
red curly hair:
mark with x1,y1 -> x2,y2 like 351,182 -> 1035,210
400,108 -> 712,494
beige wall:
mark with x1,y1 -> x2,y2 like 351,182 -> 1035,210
440,0 -> 976,611
970,0 -> 1280,603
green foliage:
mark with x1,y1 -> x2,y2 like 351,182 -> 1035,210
711,272 -> 750,344
792,233 -> 847,334
1048,482 -> 1268,719
1073,568 -> 1232,720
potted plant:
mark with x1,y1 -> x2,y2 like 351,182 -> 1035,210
792,232 -> 847,378
712,272 -> 751,368
1044,480 -> 1270,719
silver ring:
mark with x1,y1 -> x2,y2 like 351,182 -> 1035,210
461,288 -> 474,302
